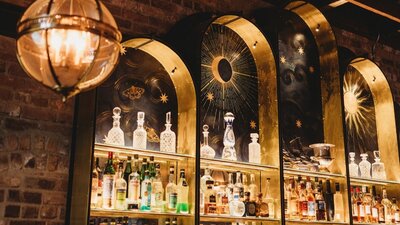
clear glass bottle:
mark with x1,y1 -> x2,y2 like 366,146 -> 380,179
160,112 -> 176,153
289,178 -> 300,219
102,152 -> 115,209
248,174 -> 258,202
226,172 -> 235,202
381,188 -> 392,223
391,197 -> 400,223
372,150 -> 386,180
242,173 -> 249,194
166,165 -> 178,212
216,184 -> 229,215
248,133 -> 261,164
298,181 -> 308,220
265,178 -> 275,218
123,156 -> 132,198
90,161 -> 99,208
104,107 -> 125,146
151,163 -> 164,212
128,155 -> 140,208
95,157 -> 103,208
200,167 -> 214,214
371,186 -> 379,223
200,125 -> 216,159
333,183 -> 344,222
349,152 -> 359,177
362,186 -> 372,223
115,162 -> 127,210
204,180 -> 217,215
234,171 -> 244,201
229,192 -> 245,217
221,112 -> 237,161
133,112 -> 147,150
176,169 -> 189,214
359,153 -> 371,178
140,170 -> 152,211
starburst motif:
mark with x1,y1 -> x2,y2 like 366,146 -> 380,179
297,47 -> 305,55
250,120 -> 257,129
280,56 -> 287,64
160,93 -> 168,104
295,119 -> 302,128
206,92 -> 214,101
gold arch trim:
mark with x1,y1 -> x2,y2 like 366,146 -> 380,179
347,57 -> 400,181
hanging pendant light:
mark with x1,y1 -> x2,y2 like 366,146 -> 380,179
16,0 -> 122,101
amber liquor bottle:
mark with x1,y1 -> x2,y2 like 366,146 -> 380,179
315,184 -> 326,221
244,192 -> 257,217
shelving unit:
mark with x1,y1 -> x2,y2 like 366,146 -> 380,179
201,157 -> 278,172
200,214 -> 280,223
91,209 -> 193,219
284,168 -> 346,179
286,220 -> 349,224
350,177 -> 400,186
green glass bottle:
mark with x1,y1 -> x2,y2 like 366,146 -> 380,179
176,169 -> 189,214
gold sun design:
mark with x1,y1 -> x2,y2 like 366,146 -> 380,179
297,47 -> 305,55
160,93 -> 168,104
206,92 -> 214,101
295,119 -> 302,128
280,56 -> 287,64
250,120 -> 257,129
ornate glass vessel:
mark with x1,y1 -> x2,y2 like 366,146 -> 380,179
359,153 -> 371,178
349,152 -> 359,177
133,112 -> 147,150
160,112 -> 176,153
104,107 -> 125,146
248,133 -> 261,164
200,125 -> 216,159
221,112 -> 237,161
372,150 -> 386,180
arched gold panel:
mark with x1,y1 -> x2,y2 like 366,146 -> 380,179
122,38 -> 197,156
345,57 -> 400,181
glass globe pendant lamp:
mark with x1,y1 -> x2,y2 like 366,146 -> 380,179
16,0 -> 122,101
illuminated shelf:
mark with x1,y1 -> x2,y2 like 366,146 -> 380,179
94,143 -> 194,161
201,157 -> 279,172
284,168 -> 346,179
353,223 -> 380,225
286,219 -> 348,224
200,214 -> 280,223
90,209 -> 193,219
350,177 -> 400,186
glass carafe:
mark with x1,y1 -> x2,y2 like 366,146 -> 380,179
372,150 -> 386,180
133,112 -> 147,150
221,112 -> 237,161
359,153 -> 371,178
104,107 -> 125,146
200,125 -> 216,159
248,133 -> 261,164
349,152 -> 359,177
160,112 -> 176,153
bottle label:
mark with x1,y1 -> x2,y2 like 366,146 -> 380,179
359,205 -> 365,217
169,193 -> 178,209
317,200 -> 326,210
308,201 -> 316,216
365,205 -> 371,215
222,196 -> 228,204
209,194 -> 216,203
116,188 -> 126,201
353,204 -> 358,216
395,212 -> 399,222
102,176 -> 114,199
130,179 -> 140,201
247,202 -> 256,216
300,201 -> 308,216
372,208 -> 378,218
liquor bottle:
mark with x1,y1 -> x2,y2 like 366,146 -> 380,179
164,218 -> 170,225
200,125 -> 216,159
115,162 -> 127,210
248,174 -> 258,202
376,194 -> 385,223
351,187 -> 358,221
391,197 -> 400,223
204,180 -> 217,215
242,174 -> 249,195
217,185 -> 229,215
362,186 -> 372,223
123,156 -> 132,198
91,160 -> 99,208
229,192 -> 245,217
95,157 -> 103,208
289,178 -> 300,219
315,184 -> 326,221
359,153 -> 371,178
324,180 -> 334,221
234,171 -> 244,201
356,187 -> 364,222
244,192 -> 257,217
371,186 -> 379,223
226,173 -> 235,202
102,152 -> 115,209
176,169 -> 189,214
200,168 -> 214,214
333,182 -> 344,222
221,112 -> 237,161
171,218 -> 177,225
148,156 -> 156,179
160,112 -> 176,153
381,188 -> 392,223
306,179 -> 316,221
128,156 -> 140,209
372,150 -> 386,180
104,107 -> 125,146
166,165 -> 178,212
257,193 -> 269,217
133,112 -> 147,150
113,153 -> 120,172
140,170 -> 152,211
140,158 -> 148,182
298,180 -> 308,220
265,178 -> 275,218
248,133 -> 260,164
151,163 -> 164,212
284,180 -> 290,218
349,152 -> 359,177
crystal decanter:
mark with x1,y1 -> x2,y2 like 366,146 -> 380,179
248,133 -> 261,164
359,153 -> 371,178
104,107 -> 125,146
160,112 -> 176,153
349,152 -> 359,177
221,112 -> 237,161
372,150 -> 386,180
133,112 -> 147,150
200,125 -> 216,159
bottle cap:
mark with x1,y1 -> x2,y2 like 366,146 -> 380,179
335,182 -> 340,192
150,156 -> 154,161
127,156 -> 132,160
133,154 -> 139,159
250,133 -> 259,139
142,158 -> 147,162
137,111 -> 145,121
113,107 -> 121,118
224,112 -> 235,122
206,180 -> 214,185
245,192 -> 250,196
166,112 -> 171,124
155,163 -> 160,169
203,124 -> 209,133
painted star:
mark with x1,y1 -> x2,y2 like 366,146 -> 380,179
297,47 -> 305,55
280,56 -> 286,64
206,92 -> 214,101
250,120 -> 257,129
160,93 -> 168,104
296,119 -> 302,128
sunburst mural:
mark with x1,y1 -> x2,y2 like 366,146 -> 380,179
343,67 -> 378,157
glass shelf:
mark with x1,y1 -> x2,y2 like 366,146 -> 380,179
200,214 -> 280,223
201,157 -> 279,172
94,143 -> 194,161
284,168 -> 346,179
285,219 -> 348,224
353,223 -> 381,225
350,177 -> 400,186
90,209 -> 193,219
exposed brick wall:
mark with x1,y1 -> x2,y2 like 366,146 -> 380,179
0,1 -> 399,225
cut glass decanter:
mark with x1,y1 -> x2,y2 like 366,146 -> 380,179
248,133 -> 261,164
359,153 -> 371,178
133,112 -> 147,150
372,150 -> 386,180
349,152 -> 359,177
200,125 -> 216,159
160,112 -> 176,153
104,107 -> 125,146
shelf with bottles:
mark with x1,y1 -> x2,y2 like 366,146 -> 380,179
200,214 -> 280,223
90,208 -> 193,219
284,168 -> 346,180
350,177 -> 400,186
200,158 -> 278,173
285,219 -> 349,224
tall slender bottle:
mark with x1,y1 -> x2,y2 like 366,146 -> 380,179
160,112 -> 176,152
95,157 -> 103,208
104,107 -> 125,146
151,163 -> 164,212
226,173 -> 235,202
128,155 -> 140,208
391,198 -> 400,223
234,171 -> 244,201
248,174 -> 258,202
166,165 -> 178,212
200,168 -> 214,214
200,125 -> 215,159
306,179 -> 316,221
298,181 -> 308,220
265,178 -> 275,218
381,188 -> 392,223
371,186 -> 379,223
324,180 -> 334,221
140,170 -> 152,211
115,162 -> 127,210
176,169 -> 189,214
123,156 -> 132,198
91,160 -> 99,208
102,152 -> 116,209
133,112 -> 147,149
333,182 -> 344,222
356,187 -> 364,222
315,183 -> 326,221
221,112 -> 237,161
148,156 -> 156,180
362,186 -> 372,223
376,194 -> 385,223
289,178 -> 299,219
248,133 -> 260,164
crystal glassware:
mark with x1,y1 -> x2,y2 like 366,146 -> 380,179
221,112 -> 237,161
248,133 -> 261,164
372,150 -> 386,180
349,152 -> 359,177
359,153 -> 371,178
104,107 -> 125,146
160,112 -> 176,153
200,125 -> 216,159
133,112 -> 147,150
